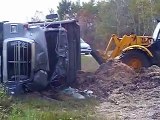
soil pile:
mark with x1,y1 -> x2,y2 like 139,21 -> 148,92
77,60 -> 136,100
77,60 -> 160,99
77,60 -> 160,119
96,71 -> 160,120
96,86 -> 160,120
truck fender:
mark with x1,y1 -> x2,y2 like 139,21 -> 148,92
122,45 -> 153,57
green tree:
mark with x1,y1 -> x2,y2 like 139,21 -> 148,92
128,0 -> 155,35
152,0 -> 160,20
57,0 -> 81,20
56,0 -> 160,49
57,0 -> 72,20
95,1 -> 117,39
77,0 -> 98,46
70,2 -> 82,19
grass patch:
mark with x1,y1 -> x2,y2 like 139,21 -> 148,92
0,87 -> 13,120
9,96 -> 98,120
0,90 -> 98,120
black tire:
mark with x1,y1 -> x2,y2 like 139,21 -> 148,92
119,50 -> 151,69
85,52 -> 90,55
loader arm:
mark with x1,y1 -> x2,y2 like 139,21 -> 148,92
100,34 -> 152,61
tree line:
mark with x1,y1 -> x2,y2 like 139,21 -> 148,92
57,0 -> 160,49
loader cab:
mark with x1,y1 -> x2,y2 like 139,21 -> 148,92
150,22 -> 160,51
152,22 -> 160,41
147,22 -> 160,66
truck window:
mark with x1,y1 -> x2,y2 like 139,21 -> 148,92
10,24 -> 18,33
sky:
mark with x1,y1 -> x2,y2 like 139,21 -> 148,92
0,0 -> 90,22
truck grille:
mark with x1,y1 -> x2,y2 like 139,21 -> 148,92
3,39 -> 35,82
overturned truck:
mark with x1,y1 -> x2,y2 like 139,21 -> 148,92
0,20 -> 81,94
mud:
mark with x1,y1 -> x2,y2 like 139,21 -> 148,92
77,60 -> 160,120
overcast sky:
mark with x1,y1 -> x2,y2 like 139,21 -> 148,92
0,0 -> 90,22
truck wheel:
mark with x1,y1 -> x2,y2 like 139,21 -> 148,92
85,52 -> 89,55
120,50 -> 151,69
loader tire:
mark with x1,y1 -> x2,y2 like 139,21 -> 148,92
120,50 -> 151,69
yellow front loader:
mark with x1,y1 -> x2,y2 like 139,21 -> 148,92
99,34 -> 152,60
91,22 -> 160,69
91,31 -> 160,69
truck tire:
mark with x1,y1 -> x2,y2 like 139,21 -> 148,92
85,52 -> 89,55
120,50 -> 151,69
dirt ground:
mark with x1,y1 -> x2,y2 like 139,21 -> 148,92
77,60 -> 160,120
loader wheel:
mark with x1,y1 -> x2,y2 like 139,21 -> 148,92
120,50 -> 151,70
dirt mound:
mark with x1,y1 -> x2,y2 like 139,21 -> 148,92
77,60 -> 160,100
96,86 -> 160,120
77,60 -> 136,100
77,60 -> 160,119
95,60 -> 135,84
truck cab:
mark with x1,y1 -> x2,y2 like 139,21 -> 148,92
0,20 -> 81,95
